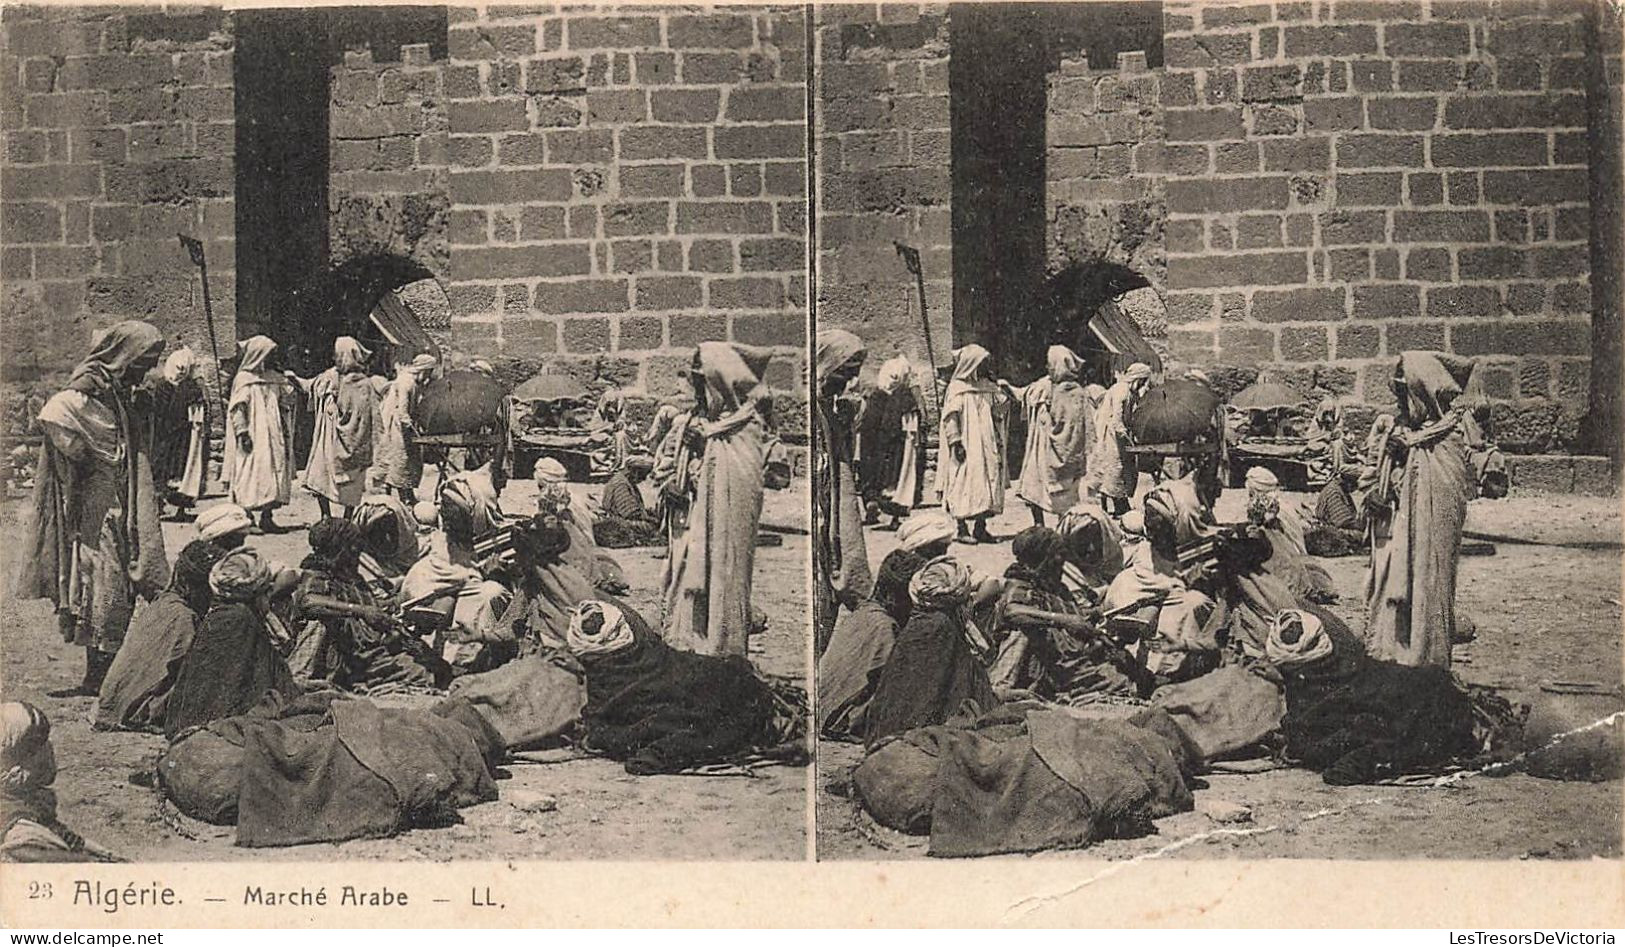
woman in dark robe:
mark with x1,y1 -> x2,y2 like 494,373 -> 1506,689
865,557 -> 999,748
164,549 -> 298,738
95,541 -> 226,732
18,320 -> 169,696
290,518 -> 440,692
817,548 -> 926,742
856,355 -> 923,528
148,346 -> 206,517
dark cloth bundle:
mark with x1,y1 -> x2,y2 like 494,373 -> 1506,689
1281,659 -> 1487,785
164,603 -> 299,739
157,691 -> 502,847
448,651 -> 588,752
577,612 -> 796,775
853,706 -> 1193,857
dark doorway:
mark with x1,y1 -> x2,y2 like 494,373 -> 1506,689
947,2 -> 1162,383
234,9 -> 331,345
233,6 -> 448,354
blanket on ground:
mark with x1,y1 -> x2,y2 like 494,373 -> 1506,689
157,692 -> 501,847
853,706 -> 1192,857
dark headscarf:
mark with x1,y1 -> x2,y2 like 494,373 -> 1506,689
304,517 -> 363,575
871,548 -> 926,620
170,541 -> 227,614
1012,526 -> 1065,569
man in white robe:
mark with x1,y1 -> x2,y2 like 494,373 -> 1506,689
934,344 -> 1009,544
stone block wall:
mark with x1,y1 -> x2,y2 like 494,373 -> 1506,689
1154,0 -> 1595,451
1046,51 -> 1169,347
328,44 -> 452,291
1,5 -> 236,386
813,4 -> 950,391
437,4 -> 809,427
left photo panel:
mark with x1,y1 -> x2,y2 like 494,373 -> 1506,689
0,3 -> 811,862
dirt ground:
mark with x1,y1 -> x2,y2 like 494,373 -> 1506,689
817,485 -> 1624,861
0,471 -> 811,862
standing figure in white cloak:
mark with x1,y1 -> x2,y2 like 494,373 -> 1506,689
299,337 -> 376,521
1082,362 -> 1153,515
664,343 -> 772,657
935,344 -> 1009,545
375,353 -> 438,504
1005,344 -> 1092,528
224,336 -> 297,534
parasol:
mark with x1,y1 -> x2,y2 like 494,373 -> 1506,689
511,372 -> 587,403
1230,380 -> 1305,411
1127,378 -> 1225,454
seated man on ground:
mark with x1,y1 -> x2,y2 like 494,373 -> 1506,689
865,557 -> 999,747
1056,499 -> 1126,605
350,492 -> 427,597
593,454 -> 663,549
402,484 -> 519,676
290,518 -> 443,692
96,542 -> 227,732
2,703 -> 119,862
1244,466 -> 1338,604
534,457 -> 628,595
164,549 -> 299,738
989,527 -> 1141,701
817,548 -> 927,743
1104,509 -> 1217,690
1305,464 -> 1366,558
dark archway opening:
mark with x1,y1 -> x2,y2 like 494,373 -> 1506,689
948,2 -> 1163,384
283,253 -> 438,374
233,6 -> 447,343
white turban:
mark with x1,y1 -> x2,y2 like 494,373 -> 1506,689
196,503 -> 252,543
0,702 -> 55,794
566,600 -> 636,657
895,510 -> 955,553
1123,362 -> 1153,383
532,457 -> 568,485
1266,609 -> 1333,668
1245,466 -> 1280,493
162,347 -> 197,385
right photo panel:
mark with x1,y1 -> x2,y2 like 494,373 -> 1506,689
812,1 -> 1624,860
